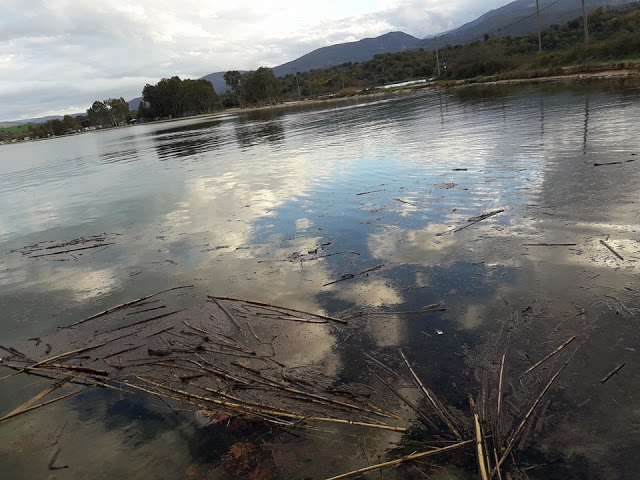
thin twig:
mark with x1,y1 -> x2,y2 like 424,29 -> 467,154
323,265 -> 384,287
399,349 -> 462,440
214,296 -> 347,324
493,345 -> 580,474
437,209 -> 504,236
600,240 -> 623,260
601,363 -> 625,384
519,336 -> 576,379
208,296 -> 243,330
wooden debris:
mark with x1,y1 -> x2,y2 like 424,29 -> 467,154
0,388 -> 89,423
325,440 -> 473,480
356,189 -> 385,196
601,363 -> 625,384
399,349 -> 462,440
342,304 -> 446,319
519,336 -> 576,379
521,243 -> 577,246
437,209 -> 504,236
599,239 -> 623,260
493,345 -> 580,474
470,396 -> 489,480
208,296 -> 243,330
594,158 -> 636,166
393,197 -> 418,206
323,264 -> 384,287
214,296 -> 347,324
65,285 -> 194,328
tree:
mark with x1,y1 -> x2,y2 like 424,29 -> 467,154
241,67 -> 282,106
224,70 -> 243,105
140,76 -> 220,119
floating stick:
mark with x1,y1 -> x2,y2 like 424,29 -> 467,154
519,336 -> 576,379
437,209 -> 504,236
65,285 -> 193,328
207,296 -> 243,330
214,296 -> 347,324
399,349 -> 462,440
470,396 -> 489,480
601,363 -> 625,384
599,240 -> 623,260
325,440 -> 473,480
493,346 -> 580,474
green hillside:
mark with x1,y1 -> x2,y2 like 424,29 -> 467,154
276,3 -> 640,99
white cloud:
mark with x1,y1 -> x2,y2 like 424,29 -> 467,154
0,1 -> 512,120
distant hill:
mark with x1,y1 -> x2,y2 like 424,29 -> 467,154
201,71 -> 248,93
272,31 -> 421,77
199,31 -> 421,84
423,0 -> 637,47
127,97 -> 143,110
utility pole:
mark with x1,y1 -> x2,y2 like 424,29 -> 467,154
536,0 -> 542,52
498,28 -> 502,57
295,74 -> 301,99
581,0 -> 589,45
434,36 -> 441,78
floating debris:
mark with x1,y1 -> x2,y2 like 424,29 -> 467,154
10,234 -> 117,260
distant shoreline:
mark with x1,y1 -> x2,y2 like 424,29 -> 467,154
4,64 -> 638,144
221,62 -> 640,114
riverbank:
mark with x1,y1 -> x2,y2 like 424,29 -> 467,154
237,60 -> 640,113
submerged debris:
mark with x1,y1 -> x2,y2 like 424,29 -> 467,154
0,286 -> 405,435
10,234 -> 117,260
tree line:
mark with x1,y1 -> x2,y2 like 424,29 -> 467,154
221,68 -> 282,107
137,77 -> 221,119
276,3 -> 640,96
86,98 -> 131,127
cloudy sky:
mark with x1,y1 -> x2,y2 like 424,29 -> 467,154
1,0 -> 514,121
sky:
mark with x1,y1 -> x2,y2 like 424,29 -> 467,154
0,0 -> 514,121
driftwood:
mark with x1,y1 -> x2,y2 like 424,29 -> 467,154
521,243 -> 577,246
356,189 -> 385,196
399,349 -> 462,440
437,209 -> 504,236
393,197 -> 418,206
470,396 -> 490,480
599,239 -> 623,260
593,158 -> 636,166
519,336 -> 576,379
601,363 -> 625,384
323,265 -> 384,287
325,440 -> 474,480
493,345 -> 580,474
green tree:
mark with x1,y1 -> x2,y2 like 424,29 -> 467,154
224,70 -> 244,105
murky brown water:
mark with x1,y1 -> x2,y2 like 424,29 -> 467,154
1,79 -> 640,479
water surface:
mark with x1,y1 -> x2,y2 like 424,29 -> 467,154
1,80 -> 640,479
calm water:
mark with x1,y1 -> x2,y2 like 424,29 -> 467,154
1,80 -> 640,479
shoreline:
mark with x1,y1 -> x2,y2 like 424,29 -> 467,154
218,63 -> 640,115
4,63 -> 639,144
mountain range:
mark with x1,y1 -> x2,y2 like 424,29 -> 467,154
198,0 -> 636,95
425,0 -> 636,47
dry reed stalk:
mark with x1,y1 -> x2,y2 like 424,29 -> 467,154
519,336 -> 576,379
399,349 -> 462,440
470,396 -> 490,480
325,440 -> 474,480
